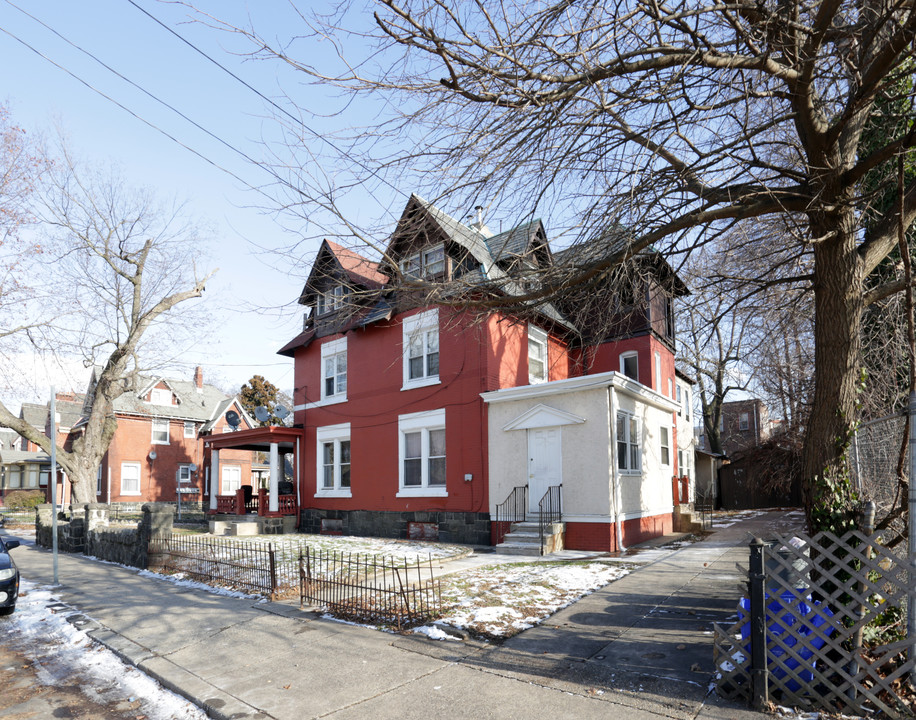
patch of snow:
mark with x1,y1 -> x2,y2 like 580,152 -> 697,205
1,580 -> 208,720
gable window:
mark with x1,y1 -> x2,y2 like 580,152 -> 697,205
121,462 -> 141,496
321,337 -> 348,403
149,388 -> 171,405
620,352 -> 638,382
401,246 -> 445,279
616,411 -> 641,473
316,423 -> 351,497
739,412 -> 750,431
184,421 -> 196,438
398,409 -> 447,496
402,309 -> 440,389
151,418 -> 170,444
660,427 -> 671,466
528,326 -> 548,384
317,285 -> 346,315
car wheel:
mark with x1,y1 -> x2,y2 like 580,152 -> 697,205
0,606 -> 14,616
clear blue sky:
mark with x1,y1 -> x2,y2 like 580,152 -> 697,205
0,0 -> 381,404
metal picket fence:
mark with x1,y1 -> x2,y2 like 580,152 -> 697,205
148,535 -> 278,598
299,547 -> 442,629
715,521 -> 915,718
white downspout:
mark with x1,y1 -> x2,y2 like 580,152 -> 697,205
609,383 -> 625,553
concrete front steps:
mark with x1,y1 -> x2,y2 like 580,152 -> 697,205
495,519 -> 565,555
673,504 -> 706,533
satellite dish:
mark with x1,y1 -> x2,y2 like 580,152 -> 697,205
225,410 -> 241,428
254,406 -> 271,423
189,463 -> 198,472
274,405 -> 290,420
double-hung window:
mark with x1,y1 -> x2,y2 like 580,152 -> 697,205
320,337 -> 348,403
149,388 -> 171,405
620,352 -> 638,382
616,412 -> 641,473
184,421 -> 196,438
398,409 -> 446,496
739,412 -> 750,431
121,462 -> 141,496
402,309 -> 440,389
317,285 -> 346,315
528,326 -> 548,384
151,418 -> 170,444
401,246 -> 445,278
315,423 -> 351,497
178,464 -> 193,485
660,427 -> 671,466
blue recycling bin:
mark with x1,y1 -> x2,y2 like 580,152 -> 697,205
739,590 -> 834,692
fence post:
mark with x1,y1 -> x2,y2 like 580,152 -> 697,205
847,500 -> 876,699
749,537 -> 769,710
268,543 -> 277,601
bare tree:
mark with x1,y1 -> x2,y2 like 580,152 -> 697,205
0,147 -> 215,503
207,1 -> 916,528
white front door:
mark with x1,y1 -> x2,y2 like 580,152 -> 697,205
527,428 -> 561,513
221,465 -> 241,494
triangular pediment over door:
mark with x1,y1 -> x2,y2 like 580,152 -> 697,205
501,403 -> 585,432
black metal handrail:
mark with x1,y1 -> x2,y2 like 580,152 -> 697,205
537,485 -> 562,555
495,486 -> 527,545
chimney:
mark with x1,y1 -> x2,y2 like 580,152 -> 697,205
194,366 -> 203,391
469,205 -> 494,238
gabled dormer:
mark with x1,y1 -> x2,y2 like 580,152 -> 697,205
140,378 -> 182,407
381,194 -> 493,284
298,240 -> 387,322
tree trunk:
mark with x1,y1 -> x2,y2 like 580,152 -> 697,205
801,217 -> 864,530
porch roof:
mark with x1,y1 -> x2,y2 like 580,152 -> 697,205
203,426 -> 303,453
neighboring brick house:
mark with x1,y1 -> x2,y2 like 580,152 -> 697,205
278,194 -> 688,550
81,367 -> 256,506
1,368 -> 257,508
718,398 -> 770,457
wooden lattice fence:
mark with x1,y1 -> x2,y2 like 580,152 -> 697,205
715,528 -> 915,718
299,548 -> 442,629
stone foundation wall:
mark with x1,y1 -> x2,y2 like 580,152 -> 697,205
299,509 -> 491,546
36,503 -> 174,568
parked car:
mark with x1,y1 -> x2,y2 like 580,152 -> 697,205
0,535 -> 20,615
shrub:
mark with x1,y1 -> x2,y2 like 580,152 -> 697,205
3,489 -> 45,510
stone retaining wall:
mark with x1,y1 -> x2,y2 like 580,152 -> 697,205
299,508 -> 491,546
35,503 -> 174,568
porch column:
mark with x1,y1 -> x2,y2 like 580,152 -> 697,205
210,449 -> 220,511
268,442 -> 279,513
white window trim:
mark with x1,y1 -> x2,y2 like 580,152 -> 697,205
655,352 -> 662,393
616,411 -> 642,475
151,417 -> 170,445
221,465 -> 242,494
660,426 -> 671,466
397,408 -> 447,497
528,325 -> 548,384
315,423 -> 352,498
620,351 -> 638,382
183,421 -> 196,438
121,461 -> 141,496
148,387 -> 172,406
96,465 -> 102,496
401,309 -> 441,390
178,464 -> 193,483
320,336 -> 348,404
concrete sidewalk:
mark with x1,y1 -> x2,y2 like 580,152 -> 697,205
3,511 -> 804,720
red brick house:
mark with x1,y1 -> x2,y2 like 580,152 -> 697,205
277,194 -> 688,549
1,369 -> 257,508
